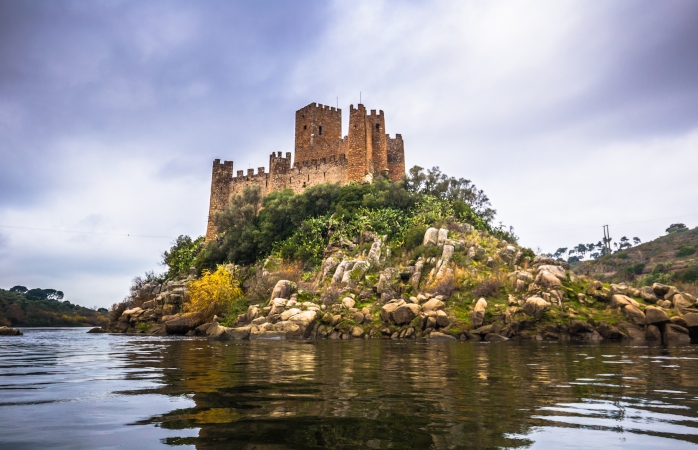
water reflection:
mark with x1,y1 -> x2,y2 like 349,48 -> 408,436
130,340 -> 698,449
2,330 -> 698,449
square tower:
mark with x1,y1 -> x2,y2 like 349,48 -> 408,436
294,103 -> 343,166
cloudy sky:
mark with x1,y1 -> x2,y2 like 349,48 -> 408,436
1,0 -> 697,308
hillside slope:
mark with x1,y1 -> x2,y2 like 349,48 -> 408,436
574,227 -> 698,289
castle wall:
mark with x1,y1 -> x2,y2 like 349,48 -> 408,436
286,155 -> 347,193
206,159 -> 234,241
387,134 -> 405,182
206,102 -> 405,240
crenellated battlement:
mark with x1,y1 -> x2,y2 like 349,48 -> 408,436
206,101 -> 405,240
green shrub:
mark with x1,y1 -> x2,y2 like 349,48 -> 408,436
404,225 -> 428,251
677,245 -> 696,257
412,245 -> 443,260
162,235 -> 205,278
675,266 -> 698,284
622,263 -> 646,280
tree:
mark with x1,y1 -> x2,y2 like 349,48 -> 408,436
633,237 -> 641,246
619,236 -> 631,250
575,243 -> 587,260
666,223 -> 688,234
9,286 -> 27,294
162,235 -> 205,278
553,247 -> 568,259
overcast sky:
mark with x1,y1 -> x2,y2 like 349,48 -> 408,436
1,0 -> 697,308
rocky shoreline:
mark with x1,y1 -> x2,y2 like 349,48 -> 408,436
101,225 -> 698,345
0,326 -> 23,336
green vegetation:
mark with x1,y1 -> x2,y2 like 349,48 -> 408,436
162,235 -> 205,278
667,223 -> 689,234
677,245 -> 696,258
195,166 -> 515,271
0,287 -> 107,327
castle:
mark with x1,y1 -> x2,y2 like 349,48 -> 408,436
206,102 -> 406,240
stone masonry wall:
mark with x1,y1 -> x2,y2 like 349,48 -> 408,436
294,103 -> 344,166
206,102 -> 405,240
387,134 -> 405,182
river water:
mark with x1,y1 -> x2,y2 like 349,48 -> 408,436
1,329 -> 698,449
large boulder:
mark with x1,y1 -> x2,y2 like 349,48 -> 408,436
652,283 -> 672,298
532,255 -> 557,266
622,304 -> 646,326
639,286 -> 657,303
121,307 -> 144,321
610,295 -> 640,309
645,306 -> 670,325
164,314 -> 203,335
664,324 -> 691,344
351,326 -> 365,339
272,321 -> 303,339
227,326 -> 252,340
471,298 -> 487,327
367,239 -> 382,267
437,228 -> 449,246
523,297 -> 550,320
422,298 -> 445,312
427,332 -> 456,341
245,306 -> 260,323
410,261 -> 423,291
269,298 -> 287,316
341,297 -> 356,309
682,312 -> 698,328
332,260 -> 355,286
271,280 -> 296,300
423,228 -> 438,247
0,326 -> 22,336
568,320 -> 594,335
288,310 -> 320,337
500,245 -> 517,263
380,303 -> 400,323
280,308 -> 302,321
206,322 -> 229,340
435,310 -> 450,328
673,294 -> 694,313
376,268 -> 400,295
534,270 -> 562,289
536,265 -> 566,281
342,260 -> 370,286
646,324 -> 662,341
392,304 -> 421,325
321,256 -> 339,280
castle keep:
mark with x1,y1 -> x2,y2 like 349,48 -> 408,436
206,102 -> 405,240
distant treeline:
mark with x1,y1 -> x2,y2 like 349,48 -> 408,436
0,286 -> 107,327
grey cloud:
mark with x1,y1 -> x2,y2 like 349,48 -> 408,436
0,0 -> 329,208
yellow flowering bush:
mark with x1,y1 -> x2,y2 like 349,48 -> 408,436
187,265 -> 243,320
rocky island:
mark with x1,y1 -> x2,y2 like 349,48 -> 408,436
104,210 -> 698,345
100,102 -> 697,345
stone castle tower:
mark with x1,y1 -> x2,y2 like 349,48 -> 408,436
206,102 -> 405,240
